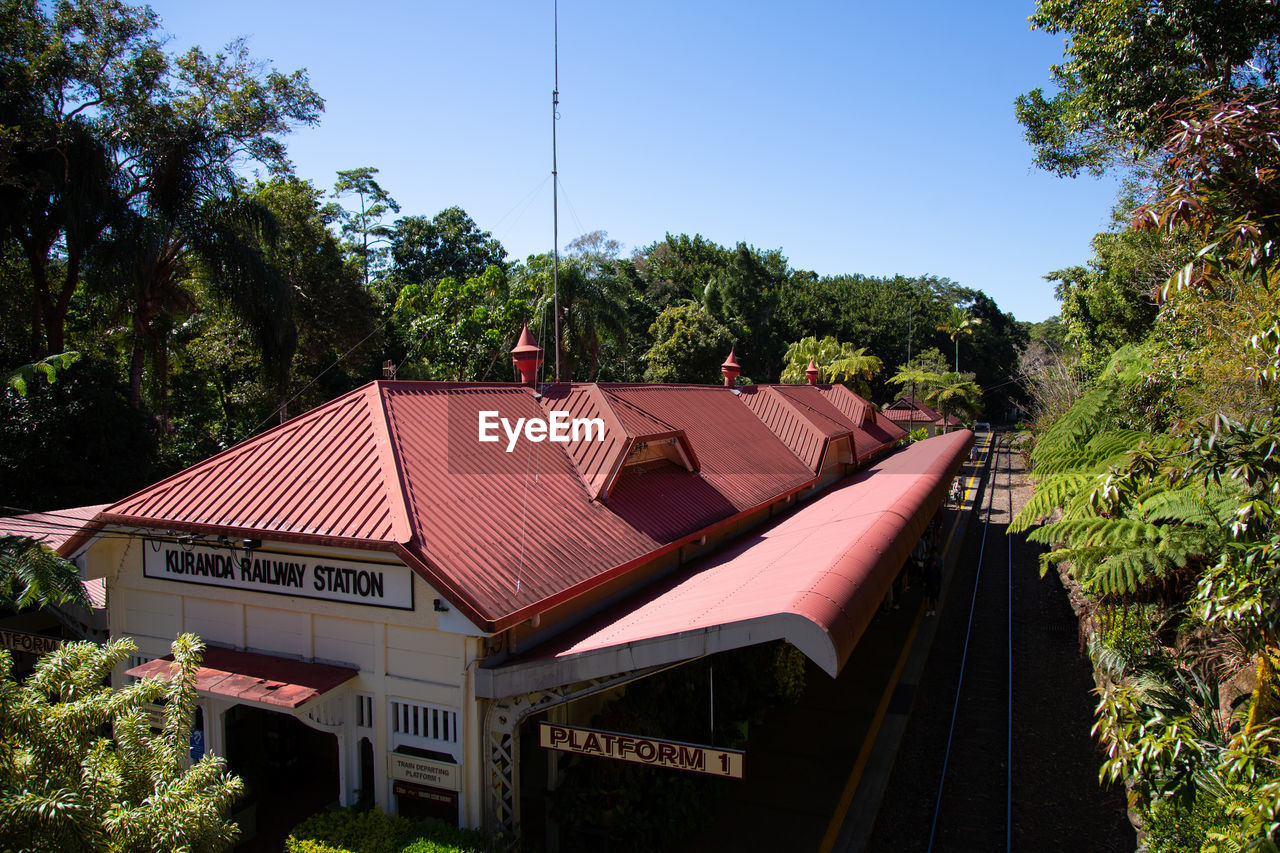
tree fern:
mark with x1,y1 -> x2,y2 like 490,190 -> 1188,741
1139,488 -> 1223,528
1087,548 -> 1165,596
1031,516 -> 1165,549
1012,471 -> 1093,531
1031,378 -> 1125,468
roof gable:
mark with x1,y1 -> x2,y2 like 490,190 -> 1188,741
105,385 -> 408,543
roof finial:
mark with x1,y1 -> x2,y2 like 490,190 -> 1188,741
721,348 -> 741,387
511,323 -> 544,386
805,358 -> 820,385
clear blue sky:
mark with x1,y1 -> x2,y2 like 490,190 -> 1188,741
150,0 -> 1120,323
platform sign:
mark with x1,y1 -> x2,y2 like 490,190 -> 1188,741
389,752 -> 460,791
539,722 -> 744,779
0,629 -> 62,656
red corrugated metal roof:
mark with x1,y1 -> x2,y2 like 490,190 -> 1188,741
0,505 -> 107,550
882,407 -> 935,423
604,385 -> 817,510
810,384 -> 908,460
105,385 -> 407,543
126,646 -> 357,709
477,429 -> 975,694
533,384 -> 697,500
98,380 -> 928,633
737,386 -> 851,474
883,404 -> 962,427
862,405 -> 911,447
888,396 -> 947,421
0,506 -> 109,607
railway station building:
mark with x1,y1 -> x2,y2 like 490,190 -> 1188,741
31,337 -> 973,841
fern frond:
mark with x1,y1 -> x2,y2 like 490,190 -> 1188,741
1083,429 -> 1150,461
1031,379 -> 1123,468
1140,489 -> 1219,527
1086,548 -> 1160,596
1011,472 -> 1092,531
1033,517 -> 1163,549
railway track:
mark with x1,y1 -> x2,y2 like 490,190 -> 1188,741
927,435 -> 1012,853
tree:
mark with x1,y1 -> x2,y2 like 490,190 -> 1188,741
523,247 -> 632,381
0,634 -> 244,852
1016,0 -> 1280,176
779,336 -> 882,395
1010,88 -> 1280,837
248,177 -> 378,414
0,0 -> 159,357
776,273 -> 955,400
886,347 -> 953,405
388,207 -> 507,294
632,233 -> 729,310
0,357 -> 157,509
5,351 -> 79,397
393,266 -> 532,382
705,243 -> 789,381
643,303 -> 735,384
0,4 -> 323,432
923,372 -> 983,430
0,536 -> 88,612
936,304 -> 982,373
1133,95 -> 1280,296
332,167 -> 399,287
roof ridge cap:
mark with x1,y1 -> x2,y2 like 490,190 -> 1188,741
367,383 -> 415,545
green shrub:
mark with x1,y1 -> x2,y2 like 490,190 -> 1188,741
285,808 -> 490,853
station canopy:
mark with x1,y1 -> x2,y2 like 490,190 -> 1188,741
476,428 -> 971,696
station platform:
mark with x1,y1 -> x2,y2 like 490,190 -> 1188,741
682,432 -> 995,852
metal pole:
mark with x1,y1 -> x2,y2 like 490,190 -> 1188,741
551,0 -> 561,381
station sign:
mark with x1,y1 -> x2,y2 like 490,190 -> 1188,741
389,751 -> 460,791
143,539 -> 414,610
539,722 -> 744,779
0,628 -> 62,656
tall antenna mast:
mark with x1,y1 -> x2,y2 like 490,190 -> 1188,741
551,0 -> 561,381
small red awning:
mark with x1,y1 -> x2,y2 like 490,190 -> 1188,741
126,646 -> 357,710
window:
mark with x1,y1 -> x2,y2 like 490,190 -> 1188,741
388,698 -> 460,759
355,693 -> 375,730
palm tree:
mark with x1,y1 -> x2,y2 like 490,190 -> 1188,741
99,124 -> 296,429
529,255 -> 631,380
781,336 -> 883,394
0,536 -> 89,612
937,305 -> 982,372
781,336 -> 843,382
827,346 -> 883,395
887,365 -> 943,400
924,372 -> 982,432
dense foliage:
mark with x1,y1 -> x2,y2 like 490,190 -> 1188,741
0,634 -> 244,852
1018,1 -> 1280,847
285,808 -> 491,853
